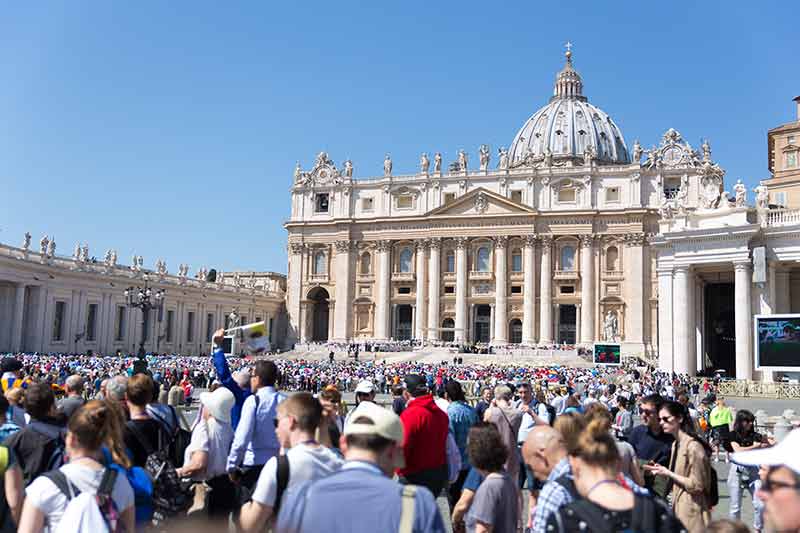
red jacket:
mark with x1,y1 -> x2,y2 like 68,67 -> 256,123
399,394 -> 448,476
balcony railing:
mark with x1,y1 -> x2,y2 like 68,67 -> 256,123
469,271 -> 493,280
766,208 -> 800,227
553,269 -> 580,280
391,272 -> 415,282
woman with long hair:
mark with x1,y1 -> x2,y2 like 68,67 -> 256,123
727,409 -> 772,532
548,418 -> 684,532
18,400 -> 136,532
644,400 -> 713,532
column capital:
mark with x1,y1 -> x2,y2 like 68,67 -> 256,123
494,236 -> 509,249
733,260 -> 752,271
623,232 -> 646,247
289,242 -> 306,255
454,237 -> 469,250
578,234 -> 594,248
540,236 -> 554,250
374,240 -> 392,252
334,240 -> 354,253
415,239 -> 428,251
523,234 -> 538,248
673,265 -> 691,275
428,237 -> 442,250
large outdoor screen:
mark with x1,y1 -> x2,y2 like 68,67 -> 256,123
593,343 -> 622,366
755,314 -> 800,370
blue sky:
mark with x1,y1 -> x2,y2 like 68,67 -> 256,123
1,2 -> 798,274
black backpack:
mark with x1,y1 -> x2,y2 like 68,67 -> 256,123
545,404 -> 557,426
553,493 -> 682,533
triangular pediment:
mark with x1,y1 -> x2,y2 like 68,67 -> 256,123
426,187 -> 536,217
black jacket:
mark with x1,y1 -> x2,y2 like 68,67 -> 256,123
2,418 -> 65,486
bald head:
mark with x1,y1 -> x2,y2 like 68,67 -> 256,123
522,425 -> 567,481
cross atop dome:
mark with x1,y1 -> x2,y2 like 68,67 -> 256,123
554,42 -> 584,100
564,41 -> 573,61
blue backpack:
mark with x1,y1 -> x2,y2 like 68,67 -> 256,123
102,447 -> 154,525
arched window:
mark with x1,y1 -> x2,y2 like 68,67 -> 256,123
313,251 -> 327,275
606,246 -> 619,271
446,251 -> 455,273
360,252 -> 371,275
560,246 -> 575,271
399,248 -> 413,273
511,249 -> 522,272
476,247 -> 490,272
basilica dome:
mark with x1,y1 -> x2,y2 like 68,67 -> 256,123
507,50 -> 630,167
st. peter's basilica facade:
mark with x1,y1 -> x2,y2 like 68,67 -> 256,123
285,49 -> 724,360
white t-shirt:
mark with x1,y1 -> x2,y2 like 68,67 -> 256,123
183,418 -> 234,481
26,463 -> 135,532
251,443 -> 343,509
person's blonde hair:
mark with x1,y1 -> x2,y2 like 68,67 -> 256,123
69,400 -> 131,468
570,418 -> 620,469
493,385 -> 512,402
553,411 -> 586,454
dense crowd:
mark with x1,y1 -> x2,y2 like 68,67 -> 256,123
0,339 -> 796,533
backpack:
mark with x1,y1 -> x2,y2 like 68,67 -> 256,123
43,468 -> 121,533
545,404 -> 557,426
147,404 -> 191,467
101,448 -> 153,525
273,454 -> 291,515
706,464 -> 719,507
553,493 -> 679,533
127,422 -> 189,524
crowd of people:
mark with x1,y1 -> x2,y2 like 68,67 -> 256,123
0,340 -> 796,532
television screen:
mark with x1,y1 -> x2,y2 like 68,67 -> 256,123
593,343 -> 621,365
755,314 -> 800,370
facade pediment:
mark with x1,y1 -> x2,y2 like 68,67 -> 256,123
425,188 -> 536,217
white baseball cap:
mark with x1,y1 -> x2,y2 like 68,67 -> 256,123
344,402 -> 405,468
355,379 -> 375,394
200,387 -> 235,424
731,427 -> 800,475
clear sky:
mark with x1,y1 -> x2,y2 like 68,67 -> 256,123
1,2 -> 798,275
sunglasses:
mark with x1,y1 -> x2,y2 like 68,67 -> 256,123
659,415 -> 675,423
639,408 -> 656,415
762,476 -> 800,493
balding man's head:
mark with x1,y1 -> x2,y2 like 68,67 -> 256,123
65,375 -> 84,396
522,425 -> 567,481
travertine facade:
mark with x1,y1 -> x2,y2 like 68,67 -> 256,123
764,96 -> 800,208
284,50 -> 723,359
0,241 -> 287,355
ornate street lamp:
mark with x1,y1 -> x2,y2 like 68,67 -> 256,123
124,273 -> 165,357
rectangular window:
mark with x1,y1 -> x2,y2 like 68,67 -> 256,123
314,193 -> 329,213
166,310 -> 175,343
115,306 -> 126,342
512,254 -> 523,272
664,178 -> 680,199
397,287 -> 411,295
53,301 -> 66,341
206,313 -> 214,342
186,311 -> 195,343
444,192 -> 456,204
774,192 -> 787,208
560,285 -> 575,294
444,286 -> 455,294
143,309 -> 151,342
446,253 -> 455,273
605,187 -> 620,203
787,151 -> 798,169
557,188 -> 576,203
86,304 -> 98,341
240,315 -> 248,327
511,285 -> 522,294
396,195 -> 413,209
510,190 -> 523,203
789,135 -> 796,145
361,197 -> 374,211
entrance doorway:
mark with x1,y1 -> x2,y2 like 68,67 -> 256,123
474,305 -> 491,343
704,283 -> 735,376
509,319 -> 523,344
395,305 -> 413,341
558,304 -> 577,344
308,287 -> 330,342
441,318 -> 455,342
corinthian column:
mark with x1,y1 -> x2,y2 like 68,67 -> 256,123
332,240 -> 353,341
427,238 -> 442,341
539,236 -> 553,343
734,261 -> 753,380
455,237 -> 468,343
415,240 -> 428,341
579,235 -> 595,344
374,240 -> 392,340
493,236 -> 508,344
522,235 -> 537,344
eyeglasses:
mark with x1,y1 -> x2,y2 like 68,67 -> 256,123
659,415 -> 675,424
762,476 -> 800,493
639,408 -> 656,415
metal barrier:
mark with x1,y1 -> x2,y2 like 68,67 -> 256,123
716,380 -> 800,399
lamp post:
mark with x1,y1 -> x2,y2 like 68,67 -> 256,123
124,273 -> 165,358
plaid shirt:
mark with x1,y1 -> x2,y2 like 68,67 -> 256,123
531,457 -> 649,533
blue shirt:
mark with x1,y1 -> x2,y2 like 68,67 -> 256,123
275,461 -> 446,533
447,401 -> 478,469
226,385 -> 284,471
212,347 -> 251,429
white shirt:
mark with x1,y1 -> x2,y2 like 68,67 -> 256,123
184,418 -> 234,481
25,463 -> 134,533
251,443 -> 343,509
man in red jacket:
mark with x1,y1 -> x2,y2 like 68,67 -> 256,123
398,374 -> 449,497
